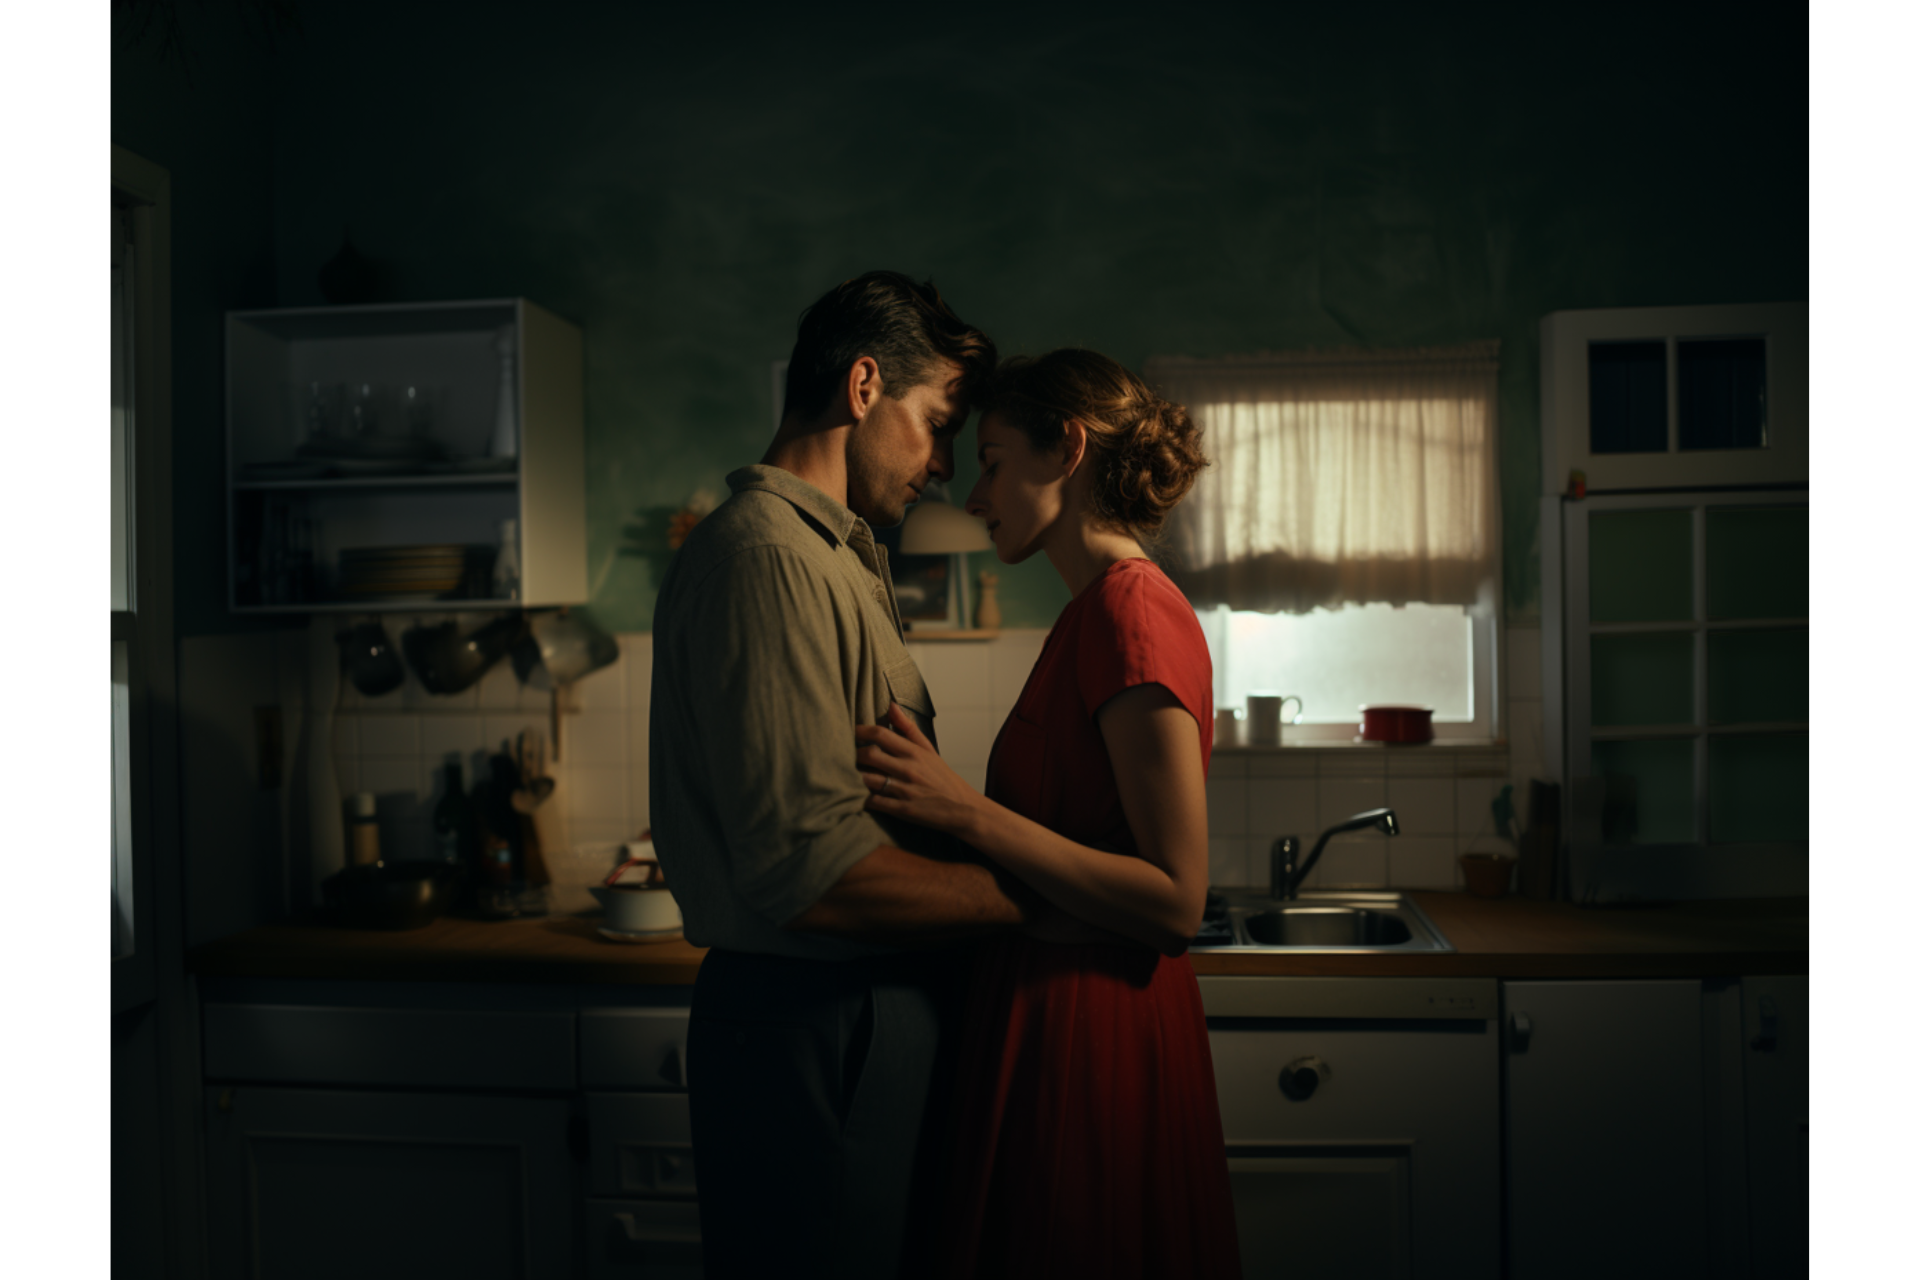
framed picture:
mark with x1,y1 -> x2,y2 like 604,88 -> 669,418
890,552 -> 960,629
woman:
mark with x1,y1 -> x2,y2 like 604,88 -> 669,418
855,348 -> 1241,1279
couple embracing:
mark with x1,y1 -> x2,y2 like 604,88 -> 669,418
650,271 -> 1241,1279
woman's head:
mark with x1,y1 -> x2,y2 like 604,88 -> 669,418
965,349 -> 1206,561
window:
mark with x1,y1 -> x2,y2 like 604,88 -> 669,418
1147,345 -> 1501,742
112,144 -> 169,1011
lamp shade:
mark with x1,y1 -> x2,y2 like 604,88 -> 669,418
899,497 -> 992,555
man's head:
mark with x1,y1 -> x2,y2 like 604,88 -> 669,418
782,271 -> 997,527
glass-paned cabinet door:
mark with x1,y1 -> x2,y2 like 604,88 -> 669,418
1565,491 -> 1808,858
1542,302 -> 1806,492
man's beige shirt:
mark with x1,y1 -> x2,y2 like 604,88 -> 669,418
649,464 -> 947,961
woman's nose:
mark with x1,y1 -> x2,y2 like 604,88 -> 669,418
965,478 -> 988,517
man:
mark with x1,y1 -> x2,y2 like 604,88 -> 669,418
649,271 -> 1033,1279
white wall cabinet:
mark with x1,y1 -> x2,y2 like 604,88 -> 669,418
225,299 -> 586,613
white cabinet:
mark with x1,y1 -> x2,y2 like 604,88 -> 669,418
198,984 -> 703,1280
1202,977 -> 1501,1279
1742,976 -> 1809,1280
203,1086 -> 575,1280
224,299 -> 585,612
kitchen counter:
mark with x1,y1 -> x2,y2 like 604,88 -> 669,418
188,892 -> 1807,985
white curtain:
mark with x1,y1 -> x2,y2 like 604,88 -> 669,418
1147,343 -> 1500,615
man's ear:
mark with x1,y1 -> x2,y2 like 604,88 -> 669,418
1059,417 -> 1089,477
843,356 -> 883,422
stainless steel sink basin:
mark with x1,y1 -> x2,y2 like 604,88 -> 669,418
1191,891 -> 1454,954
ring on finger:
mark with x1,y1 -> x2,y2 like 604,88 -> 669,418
880,776 -> 891,797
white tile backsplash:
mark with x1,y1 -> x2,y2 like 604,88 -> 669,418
1508,626 -> 1543,703
358,715 -> 421,758
482,713 -> 549,758
418,713 -> 486,764
1205,777 -> 1248,838
565,711 -> 629,769
1209,838 -> 1250,888
1388,837 -> 1460,889
1385,777 -> 1455,839
1311,838 -> 1387,888
1455,777 -> 1511,842
564,766 -> 630,827
573,659 -> 627,713
358,755 -> 424,805
1248,751 -> 1318,778
1318,777 -> 1388,832
1247,779 -> 1317,842
321,626 -> 1543,897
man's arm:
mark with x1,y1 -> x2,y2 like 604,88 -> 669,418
784,844 -> 1035,948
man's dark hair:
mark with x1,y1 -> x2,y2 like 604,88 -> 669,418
782,271 -> 997,423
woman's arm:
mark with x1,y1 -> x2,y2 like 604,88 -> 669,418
856,685 -> 1210,956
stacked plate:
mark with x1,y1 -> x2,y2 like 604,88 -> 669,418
337,545 -> 483,599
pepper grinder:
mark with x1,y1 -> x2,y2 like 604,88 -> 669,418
489,326 -> 518,460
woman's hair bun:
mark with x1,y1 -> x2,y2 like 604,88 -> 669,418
980,348 -> 1208,534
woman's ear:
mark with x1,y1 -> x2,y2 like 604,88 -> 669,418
1059,417 -> 1089,477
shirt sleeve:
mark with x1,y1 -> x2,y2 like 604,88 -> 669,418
1073,567 -> 1214,735
677,543 -> 890,925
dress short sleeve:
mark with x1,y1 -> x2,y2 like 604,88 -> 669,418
1072,560 -> 1214,748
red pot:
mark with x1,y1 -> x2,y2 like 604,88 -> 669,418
1359,705 -> 1434,744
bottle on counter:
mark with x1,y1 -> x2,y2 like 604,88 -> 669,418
433,759 -> 473,865
348,792 -> 381,866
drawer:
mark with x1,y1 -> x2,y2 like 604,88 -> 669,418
580,1009 -> 690,1091
1209,1022 -> 1496,1143
587,1092 -> 696,1198
584,1199 -> 702,1280
203,1003 -> 575,1090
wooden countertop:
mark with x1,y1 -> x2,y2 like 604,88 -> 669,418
188,892 -> 1807,986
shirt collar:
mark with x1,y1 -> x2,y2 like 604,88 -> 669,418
726,464 -> 864,547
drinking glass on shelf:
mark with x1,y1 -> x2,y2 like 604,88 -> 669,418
348,382 -> 379,436
305,380 -> 343,441
400,384 -> 438,439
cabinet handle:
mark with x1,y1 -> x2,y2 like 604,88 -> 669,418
1510,1013 -> 1532,1052
1279,1056 -> 1330,1101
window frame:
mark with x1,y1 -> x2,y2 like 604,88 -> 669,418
1540,301 -> 1808,495
111,144 -> 175,1014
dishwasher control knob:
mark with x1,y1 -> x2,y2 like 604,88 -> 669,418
1279,1055 -> 1330,1101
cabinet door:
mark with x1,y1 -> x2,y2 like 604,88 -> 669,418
204,1087 -> 574,1280
1743,975 -> 1809,1280
1503,980 -> 1705,1280
1210,1021 -> 1499,1279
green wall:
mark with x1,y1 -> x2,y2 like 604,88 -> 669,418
118,2 -> 1808,637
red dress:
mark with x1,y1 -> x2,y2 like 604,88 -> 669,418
936,559 -> 1242,1279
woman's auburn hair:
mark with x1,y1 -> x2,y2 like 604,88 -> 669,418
979,348 -> 1208,535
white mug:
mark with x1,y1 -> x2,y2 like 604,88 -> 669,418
1245,694 -> 1304,746
1214,707 -> 1243,748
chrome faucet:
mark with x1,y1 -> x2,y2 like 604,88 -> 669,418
1270,808 -> 1400,900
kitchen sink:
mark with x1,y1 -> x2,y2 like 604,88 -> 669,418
1191,890 -> 1454,954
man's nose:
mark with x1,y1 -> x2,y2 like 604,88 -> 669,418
929,435 -> 954,482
